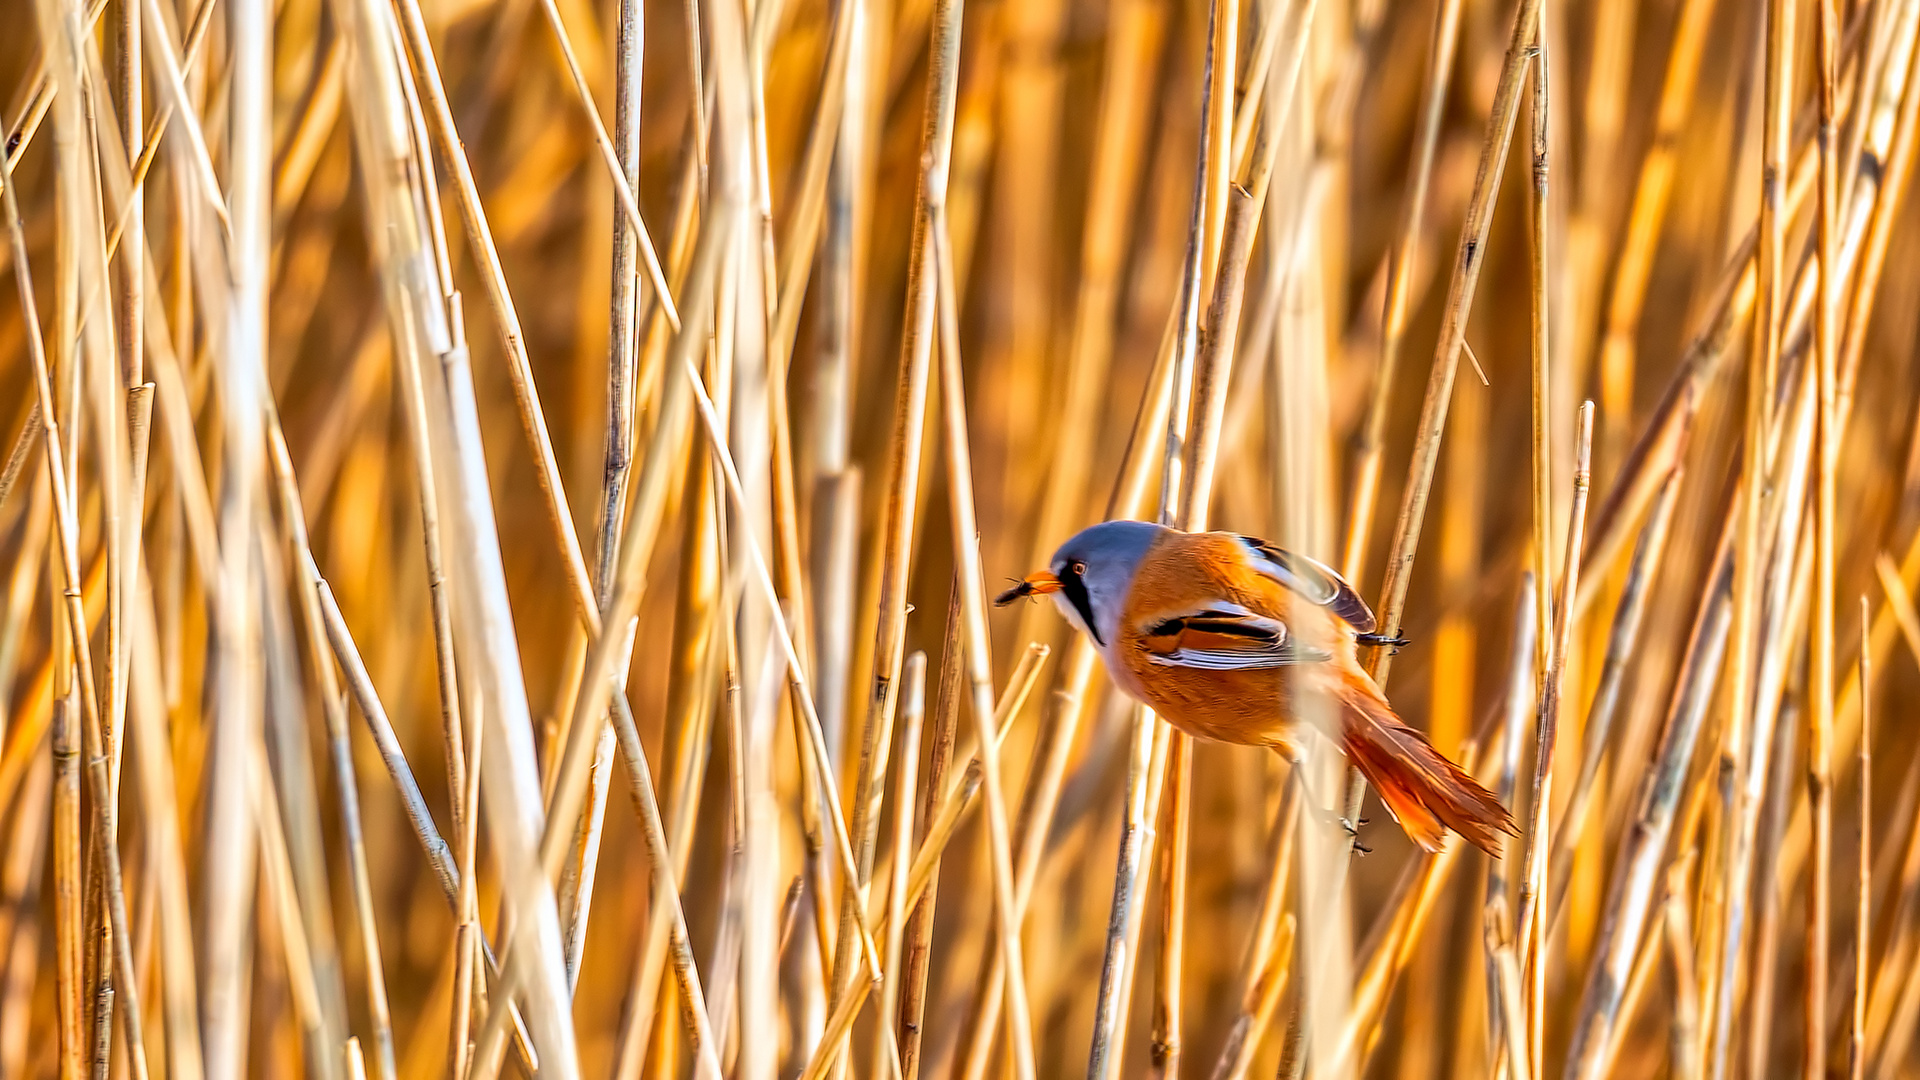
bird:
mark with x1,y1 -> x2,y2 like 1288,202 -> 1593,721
994,519 -> 1515,856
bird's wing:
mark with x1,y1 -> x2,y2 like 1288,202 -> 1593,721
1141,601 -> 1332,670
1233,535 -> 1377,633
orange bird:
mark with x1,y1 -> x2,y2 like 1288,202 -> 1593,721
996,520 -> 1514,856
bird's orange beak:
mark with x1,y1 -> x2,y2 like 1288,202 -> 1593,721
994,571 -> 1061,606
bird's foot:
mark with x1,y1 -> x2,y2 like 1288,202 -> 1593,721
1355,631 -> 1411,652
1312,806 -> 1372,855
1343,816 -> 1373,855
1284,753 -> 1373,855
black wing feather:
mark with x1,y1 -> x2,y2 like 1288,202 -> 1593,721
1234,536 -> 1378,633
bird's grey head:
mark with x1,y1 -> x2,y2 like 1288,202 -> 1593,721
1044,519 -> 1166,647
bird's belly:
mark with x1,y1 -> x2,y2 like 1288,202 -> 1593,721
1112,657 -> 1294,747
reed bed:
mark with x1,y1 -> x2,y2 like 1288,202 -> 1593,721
6,0 -> 1920,1075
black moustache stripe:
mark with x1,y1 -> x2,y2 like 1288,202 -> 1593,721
1061,568 -> 1102,646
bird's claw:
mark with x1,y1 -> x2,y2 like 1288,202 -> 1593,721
1313,809 -> 1372,854
1340,816 -> 1372,855
1356,631 -> 1411,653
1287,754 -> 1373,855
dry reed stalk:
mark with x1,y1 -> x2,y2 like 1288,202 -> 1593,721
359,44 -> 471,970
0,407 -> 40,517
1811,0 -> 1844,1075
1729,26 -> 1794,1062
1087,711 -> 1173,1080
869,652 -> 925,1080
898,589 -> 963,1080
599,168 -> 731,1080
748,28 -> 830,911
1665,861 -> 1702,1080
807,31 -> 865,783
54,697 -> 81,1080
1485,566 -> 1537,1062
124,558 -> 202,1080
450,639 -> 485,1080
1197,0 -> 1237,298
1854,597 -> 1872,1080
1485,896 -> 1533,1080
314,578 -> 459,896
113,385 -> 153,792
1526,17 -> 1553,691
303,566 -> 401,1080
1519,402 -> 1592,1072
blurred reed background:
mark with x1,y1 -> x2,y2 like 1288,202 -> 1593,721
5,0 -> 1920,1074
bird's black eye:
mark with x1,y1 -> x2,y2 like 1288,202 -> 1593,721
1058,560 -> 1102,646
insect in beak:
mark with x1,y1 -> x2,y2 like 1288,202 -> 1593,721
994,571 -> 1061,606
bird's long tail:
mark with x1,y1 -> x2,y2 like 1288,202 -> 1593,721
1333,668 -> 1515,856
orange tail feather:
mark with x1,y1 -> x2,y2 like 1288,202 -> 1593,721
1333,669 -> 1515,856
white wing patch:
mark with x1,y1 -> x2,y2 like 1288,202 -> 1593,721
1141,600 -> 1332,670
1148,644 -> 1331,670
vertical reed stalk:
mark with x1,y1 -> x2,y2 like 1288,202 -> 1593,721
1854,597 -> 1871,1080
1811,0 -> 1842,1073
